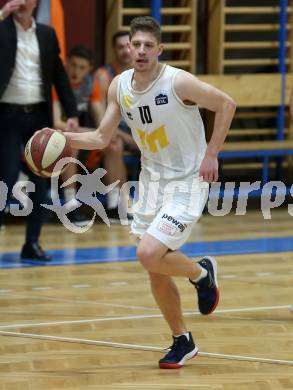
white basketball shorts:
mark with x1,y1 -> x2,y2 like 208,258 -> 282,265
131,177 -> 209,250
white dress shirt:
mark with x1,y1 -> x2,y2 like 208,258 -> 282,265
0,18 -> 45,104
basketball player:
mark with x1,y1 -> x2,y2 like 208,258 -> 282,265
43,16 -> 236,368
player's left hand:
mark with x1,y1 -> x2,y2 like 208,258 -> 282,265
199,154 -> 219,183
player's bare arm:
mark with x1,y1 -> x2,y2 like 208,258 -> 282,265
59,76 -> 121,150
174,71 -> 236,182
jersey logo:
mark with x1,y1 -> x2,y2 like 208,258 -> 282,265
136,125 -> 169,153
126,112 -> 133,120
123,95 -> 133,108
155,93 -> 168,105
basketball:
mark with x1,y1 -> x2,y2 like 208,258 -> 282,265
24,128 -> 72,177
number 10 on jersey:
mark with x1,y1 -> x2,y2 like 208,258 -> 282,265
138,105 -> 152,124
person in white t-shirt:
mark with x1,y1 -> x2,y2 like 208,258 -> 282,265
41,16 -> 236,368
0,0 -> 78,260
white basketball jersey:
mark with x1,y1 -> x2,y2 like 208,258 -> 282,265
117,64 -> 207,181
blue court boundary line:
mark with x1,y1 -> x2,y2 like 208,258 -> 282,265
0,236 -> 293,269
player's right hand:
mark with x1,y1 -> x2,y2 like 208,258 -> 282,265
199,154 -> 219,183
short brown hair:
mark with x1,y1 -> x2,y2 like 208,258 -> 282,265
129,16 -> 161,43
112,31 -> 129,47
69,45 -> 94,64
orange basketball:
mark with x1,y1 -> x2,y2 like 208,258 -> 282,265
24,128 -> 72,177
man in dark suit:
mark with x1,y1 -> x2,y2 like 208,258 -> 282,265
0,0 -> 78,260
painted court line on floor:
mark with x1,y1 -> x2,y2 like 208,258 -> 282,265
0,330 -> 292,366
109,386 -> 220,389
213,304 -> 291,313
0,304 -> 290,330
215,314 -> 291,324
32,287 -> 52,291
106,386 -> 220,389
1,235 -> 293,269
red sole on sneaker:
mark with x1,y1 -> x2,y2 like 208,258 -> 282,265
159,351 -> 198,369
159,362 -> 183,369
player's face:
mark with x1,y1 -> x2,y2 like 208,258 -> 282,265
129,31 -> 163,73
113,35 -> 131,66
67,56 -> 92,85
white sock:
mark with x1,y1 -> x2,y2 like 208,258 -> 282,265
191,266 -> 208,283
107,187 -> 120,210
174,332 -> 190,341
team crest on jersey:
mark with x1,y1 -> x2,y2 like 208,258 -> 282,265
155,91 -> 168,105
123,95 -> 133,108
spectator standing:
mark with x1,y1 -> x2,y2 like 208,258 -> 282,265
0,0 -> 78,260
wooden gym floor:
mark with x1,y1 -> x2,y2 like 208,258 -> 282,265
0,208 -> 292,389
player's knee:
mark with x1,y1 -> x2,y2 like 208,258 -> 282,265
136,246 -> 160,271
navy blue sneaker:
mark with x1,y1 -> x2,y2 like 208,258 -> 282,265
159,332 -> 198,369
189,256 -> 219,315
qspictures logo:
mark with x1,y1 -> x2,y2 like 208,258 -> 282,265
43,158 -> 120,233
2,159 -> 293,234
